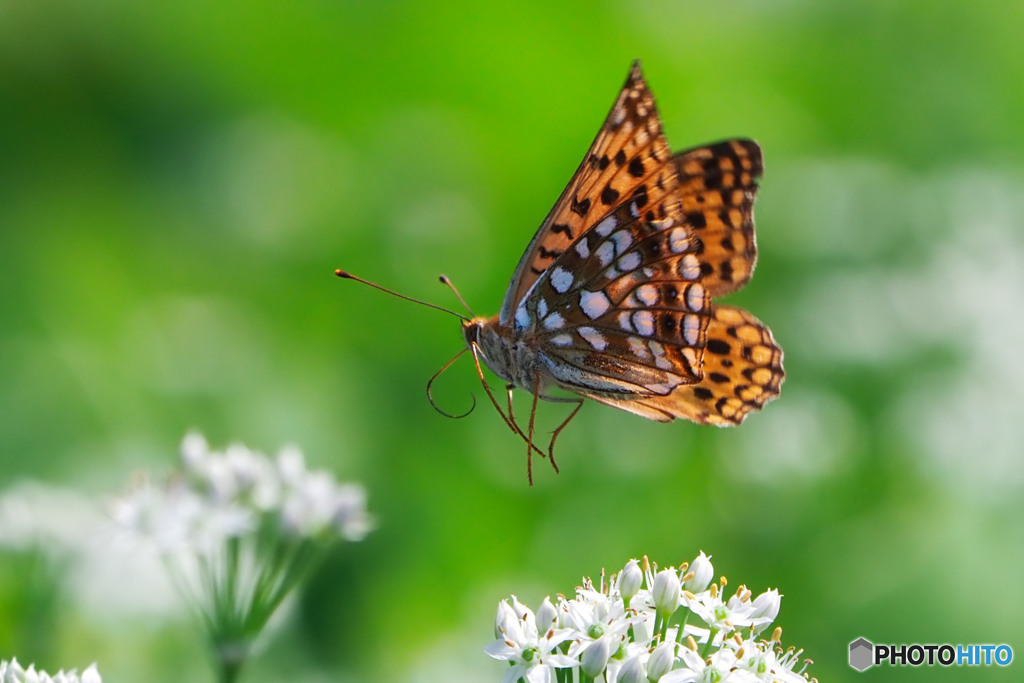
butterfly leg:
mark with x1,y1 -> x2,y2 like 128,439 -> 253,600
468,342 -> 547,462
525,372 -> 543,486
545,398 -> 583,474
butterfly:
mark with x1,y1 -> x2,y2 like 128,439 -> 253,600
340,61 -> 783,484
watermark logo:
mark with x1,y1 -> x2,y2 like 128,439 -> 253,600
849,637 -> 1013,671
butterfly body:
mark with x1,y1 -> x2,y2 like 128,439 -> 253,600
463,316 -> 552,394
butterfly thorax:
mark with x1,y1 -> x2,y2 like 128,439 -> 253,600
462,316 -> 548,393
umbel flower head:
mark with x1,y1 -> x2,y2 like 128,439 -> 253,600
112,433 -> 373,683
485,553 -> 816,683
0,658 -> 101,683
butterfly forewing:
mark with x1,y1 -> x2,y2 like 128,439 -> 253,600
499,60 -> 675,326
514,200 -> 712,393
495,65 -> 781,425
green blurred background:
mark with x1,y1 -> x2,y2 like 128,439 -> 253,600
2,0 -> 1023,680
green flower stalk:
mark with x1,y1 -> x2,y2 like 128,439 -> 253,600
112,433 -> 373,683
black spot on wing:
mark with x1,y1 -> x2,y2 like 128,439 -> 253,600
601,184 -> 620,205
706,339 -> 731,355
628,157 -> 645,178
551,223 -> 574,239
571,195 -> 592,217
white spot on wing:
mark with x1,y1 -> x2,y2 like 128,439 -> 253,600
629,202 -> 640,218
574,238 -> 590,259
669,227 -> 690,254
632,310 -> 655,336
628,336 -> 650,359
577,326 -> 608,351
596,241 -> 615,267
617,252 -> 641,273
686,283 -> 705,312
515,304 -> 530,330
544,312 -> 565,330
649,340 -> 673,370
580,291 -> 611,319
550,334 -> 573,346
611,230 -> 633,253
617,311 -> 634,331
538,298 -> 549,318
679,254 -> 701,281
595,215 -> 618,237
683,314 -> 701,345
550,266 -> 573,294
636,284 -> 659,306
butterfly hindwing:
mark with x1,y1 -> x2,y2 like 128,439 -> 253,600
674,139 -> 763,297
583,304 -> 784,424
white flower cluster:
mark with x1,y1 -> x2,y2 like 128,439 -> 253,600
111,433 -> 373,678
112,432 -> 372,551
0,659 -> 100,683
485,554 -> 815,683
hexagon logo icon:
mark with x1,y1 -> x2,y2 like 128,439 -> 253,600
849,637 -> 874,671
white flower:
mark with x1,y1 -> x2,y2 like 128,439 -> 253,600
730,638 -> 809,682
684,585 -> 757,638
580,634 -> 616,677
748,589 -> 781,634
115,433 -> 372,550
485,555 -> 813,683
0,659 -> 101,683
661,646 -> 760,683
535,596 -> 558,634
485,596 -> 577,683
113,433 -> 373,683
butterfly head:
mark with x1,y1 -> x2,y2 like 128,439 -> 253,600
462,315 -> 518,385
461,315 -> 494,351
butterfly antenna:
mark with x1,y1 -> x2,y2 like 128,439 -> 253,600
335,270 -> 469,321
438,275 -> 475,318
426,348 -> 476,419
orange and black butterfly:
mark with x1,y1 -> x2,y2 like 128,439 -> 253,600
340,61 -> 783,483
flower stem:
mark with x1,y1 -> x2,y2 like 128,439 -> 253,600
218,658 -> 243,683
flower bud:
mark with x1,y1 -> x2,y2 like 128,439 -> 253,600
536,596 -> 558,631
684,552 -> 714,593
618,654 -> 647,683
617,559 -> 643,602
494,599 -> 517,638
749,589 -> 781,632
647,641 -> 676,681
652,568 -> 681,617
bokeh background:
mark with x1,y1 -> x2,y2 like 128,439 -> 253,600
2,0 -> 1023,680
